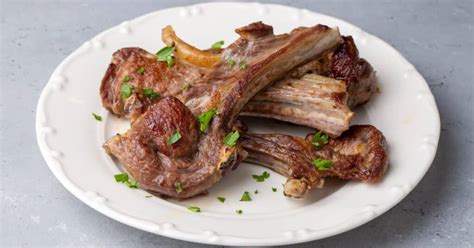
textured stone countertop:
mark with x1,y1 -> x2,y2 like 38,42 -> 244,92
1,0 -> 473,247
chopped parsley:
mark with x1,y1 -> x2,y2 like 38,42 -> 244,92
238,62 -> 248,70
223,131 -> 240,147
168,130 -> 182,145
211,40 -> 224,49
254,190 -> 259,194
311,130 -> 329,149
252,171 -> 270,182
143,88 -> 160,100
197,107 -> 218,133
136,66 -> 145,74
312,159 -> 333,171
217,197 -> 226,203
236,209 -> 243,214
156,46 -> 175,67
145,195 -> 153,198
240,191 -> 252,201
92,113 -> 102,122
121,83 -> 133,98
227,58 -> 236,66
122,75 -> 132,82
114,173 -> 138,188
272,187 -> 277,192
175,182 -> 183,193
187,206 -> 201,212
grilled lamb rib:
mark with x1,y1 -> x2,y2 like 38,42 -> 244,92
103,22 -> 342,198
101,30 -> 374,136
240,125 -> 389,198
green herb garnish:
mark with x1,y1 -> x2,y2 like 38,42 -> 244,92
156,46 -> 175,67
143,88 -> 160,100
217,197 -> 226,203
92,113 -> 102,122
311,131 -> 329,149
121,83 -> 133,98
175,182 -> 183,193
136,66 -> 145,74
145,195 -> 152,198
238,62 -> 248,70
198,107 -> 218,133
236,209 -> 243,214
240,191 -> 252,201
122,75 -> 132,82
223,131 -> 240,147
272,187 -> 277,192
168,130 -> 182,145
312,159 -> 333,171
114,173 -> 138,188
254,190 -> 259,194
252,171 -> 270,182
187,206 -> 201,212
211,40 -> 224,49
227,58 -> 236,66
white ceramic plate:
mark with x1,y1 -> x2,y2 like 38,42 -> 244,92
36,2 -> 440,246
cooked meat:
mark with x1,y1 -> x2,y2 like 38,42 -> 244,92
101,33 -> 374,135
240,125 -> 388,198
103,22 -> 343,198
240,37 -> 376,136
241,74 -> 354,137
284,36 -> 377,108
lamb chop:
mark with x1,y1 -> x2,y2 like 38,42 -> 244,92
103,22 -> 343,198
240,125 -> 389,198
241,36 -> 377,137
101,28 -> 375,137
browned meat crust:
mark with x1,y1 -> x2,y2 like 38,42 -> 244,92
240,125 -> 389,198
103,22 -> 342,198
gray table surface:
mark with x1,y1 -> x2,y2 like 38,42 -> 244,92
1,0 -> 473,247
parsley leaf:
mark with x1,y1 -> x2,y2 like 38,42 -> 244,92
223,131 -> 240,147
254,190 -> 259,194
217,197 -> 226,203
227,58 -> 236,66
236,209 -> 243,214
187,206 -> 201,212
122,75 -> 132,82
198,108 -> 218,133
175,182 -> 183,193
136,66 -> 145,74
168,130 -> 182,145
240,191 -> 252,201
156,46 -> 175,67
211,40 -> 224,49
143,88 -> 160,100
272,187 -> 277,192
238,62 -> 248,70
92,113 -> 102,122
114,173 -> 129,182
311,131 -> 329,149
312,159 -> 333,171
145,195 -> 153,198
114,173 -> 138,188
252,171 -> 270,182
121,83 -> 133,98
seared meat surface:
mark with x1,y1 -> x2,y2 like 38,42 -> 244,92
101,34 -> 375,135
103,22 -> 343,198
241,125 -> 388,198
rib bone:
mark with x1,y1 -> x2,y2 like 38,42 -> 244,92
240,125 -> 389,198
242,74 -> 354,137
